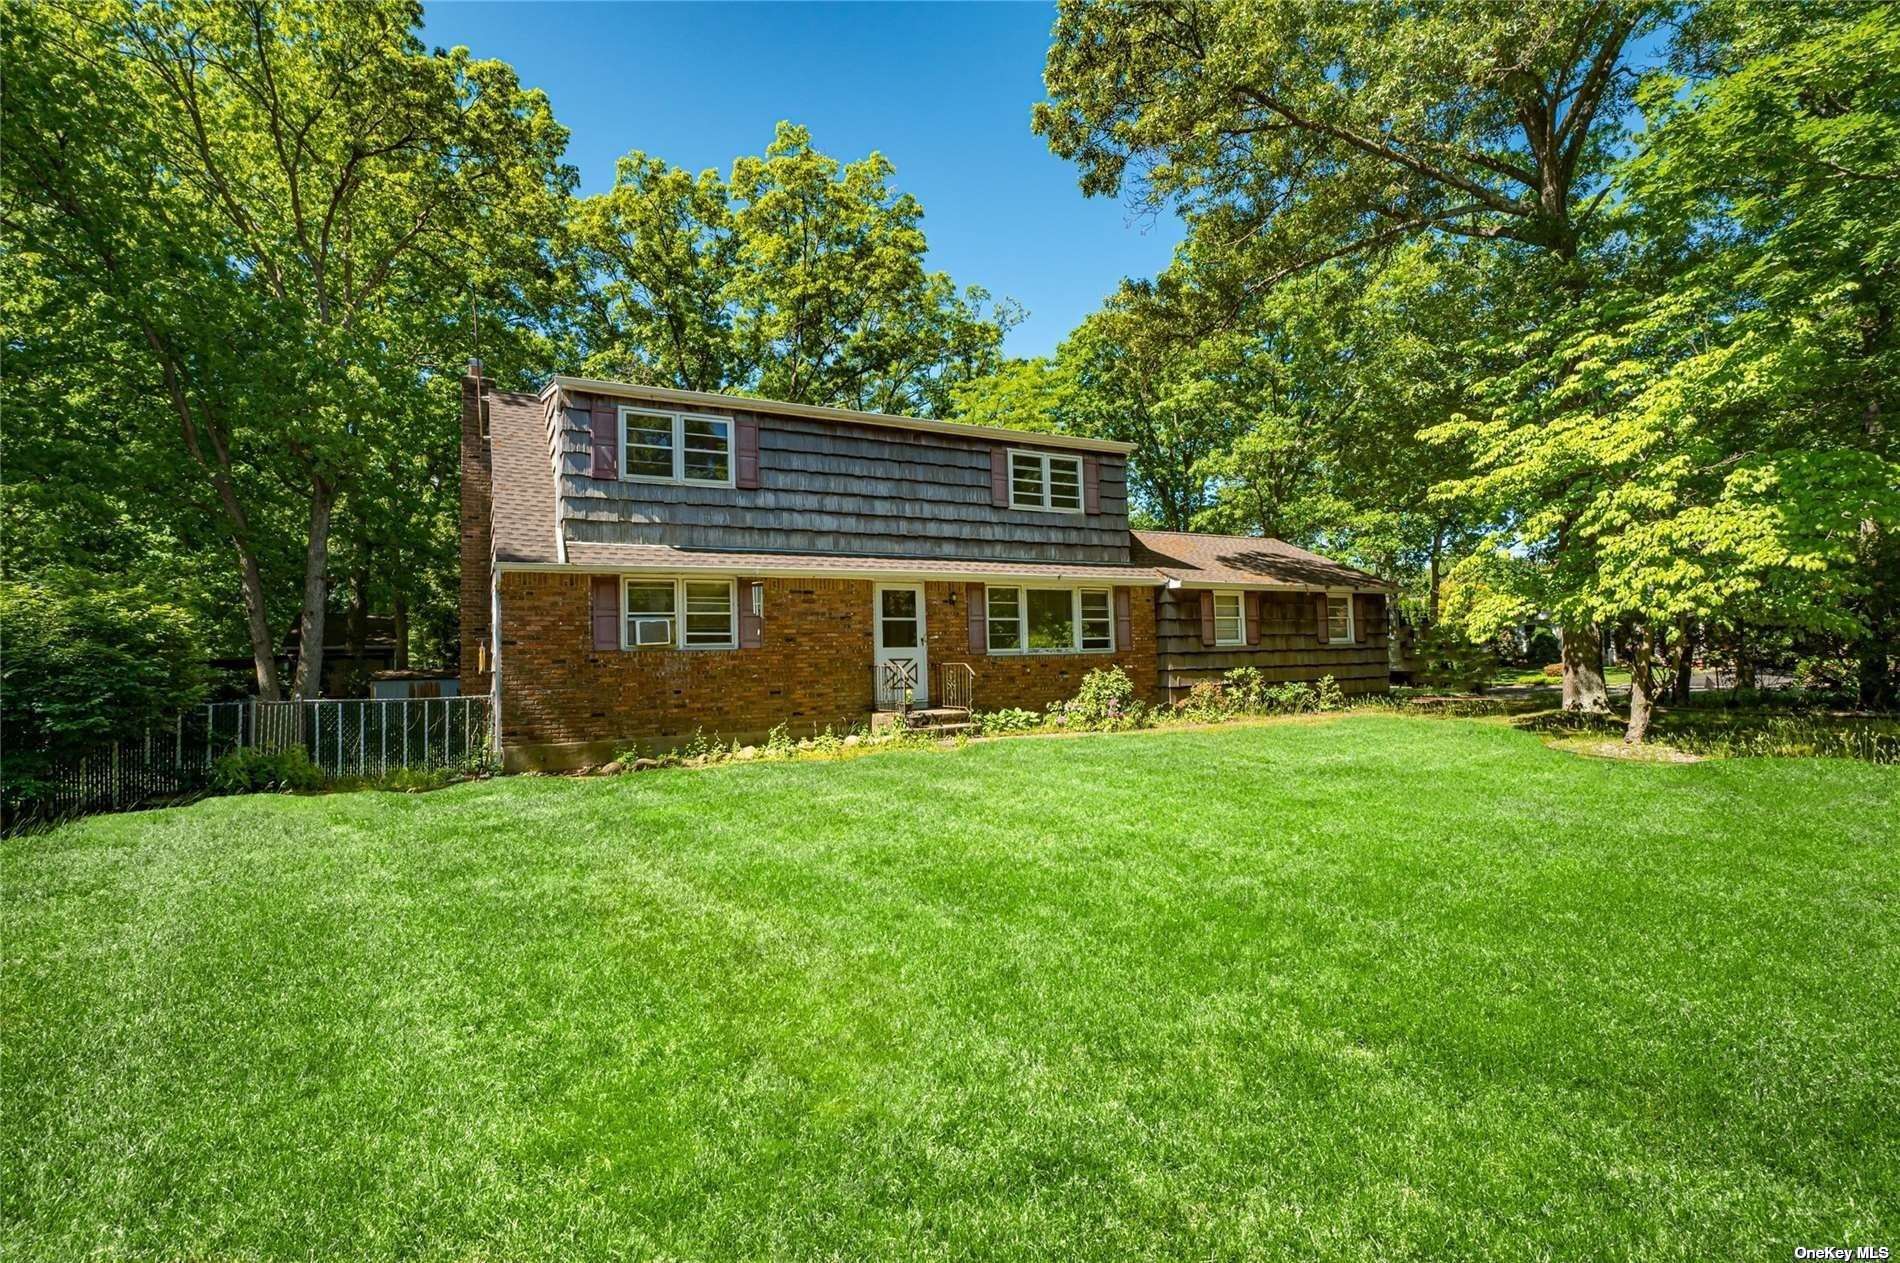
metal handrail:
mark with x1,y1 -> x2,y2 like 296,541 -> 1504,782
940,662 -> 975,712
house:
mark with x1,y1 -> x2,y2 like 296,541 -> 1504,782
460,362 -> 1392,770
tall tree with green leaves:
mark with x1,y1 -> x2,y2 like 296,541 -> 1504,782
3,0 -> 571,697
568,123 -> 1018,419
1037,0 -> 1673,710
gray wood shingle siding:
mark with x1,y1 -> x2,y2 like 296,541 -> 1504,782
555,392 -> 1131,564
1155,589 -> 1390,695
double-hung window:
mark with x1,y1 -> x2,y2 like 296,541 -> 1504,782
986,586 -> 1114,654
1007,449 -> 1084,513
623,578 -> 736,650
1325,593 -> 1354,643
620,407 -> 733,486
623,581 -> 678,648
1213,591 -> 1246,645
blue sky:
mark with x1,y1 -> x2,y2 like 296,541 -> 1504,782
420,2 -> 1184,358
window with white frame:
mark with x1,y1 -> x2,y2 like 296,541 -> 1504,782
623,580 -> 677,647
1007,449 -> 1084,513
1079,589 -> 1113,651
1213,591 -> 1245,645
1326,593 -> 1354,643
986,586 -> 1114,654
620,407 -> 732,486
986,587 -> 1022,652
622,578 -> 737,649
682,580 -> 737,648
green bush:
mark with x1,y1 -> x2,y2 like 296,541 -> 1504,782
1176,680 -> 1233,722
1222,667 -> 1267,711
210,747 -> 325,793
1265,681 -> 1317,713
1058,666 -> 1144,730
977,707 -> 1044,736
1414,624 -> 1498,692
1314,674 -> 1344,712
1,575 -> 209,815
1525,627 -> 1562,667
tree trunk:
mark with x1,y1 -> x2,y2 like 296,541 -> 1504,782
1671,616 -> 1694,706
289,477 -> 337,699
1734,623 -> 1756,691
1427,525 -> 1444,626
343,567 -> 370,698
1561,622 -> 1610,713
393,587 -> 410,671
234,540 -> 283,701
1624,625 -> 1658,744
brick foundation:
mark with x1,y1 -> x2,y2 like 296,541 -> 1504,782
493,572 -> 1161,768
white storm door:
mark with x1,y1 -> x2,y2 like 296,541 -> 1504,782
873,584 -> 928,707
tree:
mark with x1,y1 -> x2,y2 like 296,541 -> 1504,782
0,574 -> 208,816
1037,0 -> 1674,710
3,0 -> 571,697
568,123 -> 1018,418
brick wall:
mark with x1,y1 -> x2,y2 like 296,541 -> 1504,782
497,572 -> 877,762
458,366 -> 493,700
921,582 -> 1160,712
494,572 -> 1162,765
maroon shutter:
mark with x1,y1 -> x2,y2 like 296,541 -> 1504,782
1315,594 -> 1329,642
990,448 -> 1009,507
1354,594 -> 1368,644
735,415 -> 760,489
590,400 -> 619,479
1246,592 -> 1263,646
1083,456 -> 1101,514
967,583 -> 987,653
1199,590 -> 1216,646
1113,587 -> 1132,652
739,580 -> 763,647
590,575 -> 620,650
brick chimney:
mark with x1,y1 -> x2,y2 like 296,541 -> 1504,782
458,359 -> 494,699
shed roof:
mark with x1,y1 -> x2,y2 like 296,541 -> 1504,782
1131,530 -> 1391,591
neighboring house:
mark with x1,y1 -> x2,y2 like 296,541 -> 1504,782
460,362 -> 1391,769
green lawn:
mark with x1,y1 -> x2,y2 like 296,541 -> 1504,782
5,716 -> 1896,1260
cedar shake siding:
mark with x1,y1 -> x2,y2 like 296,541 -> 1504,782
1155,588 -> 1390,702
552,388 -> 1131,563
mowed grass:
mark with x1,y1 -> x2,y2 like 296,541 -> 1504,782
4,716 -> 1896,1261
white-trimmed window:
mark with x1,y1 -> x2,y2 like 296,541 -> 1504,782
1213,591 -> 1246,645
682,580 -> 737,648
620,407 -> 733,486
1325,593 -> 1354,644
987,586 -> 1114,654
1008,449 -> 1084,513
623,580 -> 677,647
1079,589 -> 1113,651
622,577 -> 737,649
986,587 -> 1022,651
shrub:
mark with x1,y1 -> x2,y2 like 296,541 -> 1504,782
210,747 -> 324,793
1176,680 -> 1232,723
763,723 -> 796,759
1,575 -> 209,815
1222,667 -> 1267,712
1525,627 -> 1562,667
1264,681 -> 1317,713
977,707 -> 1044,736
1060,666 -> 1141,730
1414,624 -> 1498,692
1314,674 -> 1344,712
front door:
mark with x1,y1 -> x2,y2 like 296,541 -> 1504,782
873,584 -> 928,708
